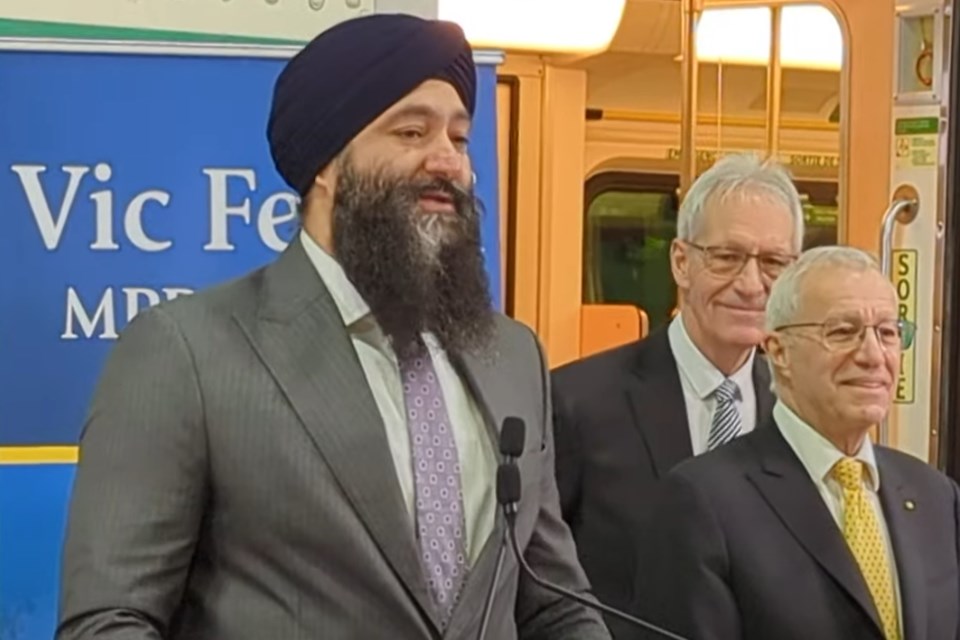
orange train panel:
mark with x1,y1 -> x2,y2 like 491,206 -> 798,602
579,304 -> 648,358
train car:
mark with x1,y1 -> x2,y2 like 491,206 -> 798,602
483,3 -> 853,368
485,0 -> 954,468
0,0 -> 957,637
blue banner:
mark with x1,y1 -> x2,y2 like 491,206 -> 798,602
0,463 -> 75,640
0,42 -> 502,640
0,45 -> 502,447
473,61 -> 502,312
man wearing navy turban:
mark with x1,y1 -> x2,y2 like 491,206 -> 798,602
57,13 -> 611,640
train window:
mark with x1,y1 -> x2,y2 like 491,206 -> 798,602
583,172 -> 679,330
584,172 -> 839,333
580,1 -> 845,341
795,179 -> 839,249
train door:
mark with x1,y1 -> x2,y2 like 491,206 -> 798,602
934,0 -> 959,480
881,0 -> 955,465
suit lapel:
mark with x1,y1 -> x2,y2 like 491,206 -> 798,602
233,241 -> 439,629
876,449 -> 927,640
451,349 -> 502,459
625,329 -> 693,477
751,356 -> 775,423
746,426 -> 886,637
443,340 -> 518,633
445,514 -> 508,637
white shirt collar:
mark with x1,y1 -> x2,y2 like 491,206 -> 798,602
298,230 -> 444,354
299,229 -> 371,328
667,312 -> 755,400
774,400 -> 881,492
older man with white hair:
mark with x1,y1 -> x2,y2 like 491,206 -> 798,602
551,153 -> 804,638
631,245 -> 960,640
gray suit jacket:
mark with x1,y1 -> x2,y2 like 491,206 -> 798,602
57,241 -> 610,640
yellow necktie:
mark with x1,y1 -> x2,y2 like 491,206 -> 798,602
832,457 -> 900,640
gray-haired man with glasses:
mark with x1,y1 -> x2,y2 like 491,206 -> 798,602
551,153 -> 803,638
632,246 -> 960,640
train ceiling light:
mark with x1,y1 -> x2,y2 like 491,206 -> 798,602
696,4 -> 843,71
437,0 -> 627,54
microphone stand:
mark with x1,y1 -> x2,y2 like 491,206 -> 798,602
487,415 -> 688,639
500,463 -> 689,640
474,527 -> 508,640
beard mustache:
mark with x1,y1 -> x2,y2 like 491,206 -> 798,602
331,160 -> 495,361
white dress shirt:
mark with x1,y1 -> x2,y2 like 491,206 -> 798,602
300,231 -> 496,565
773,400 -> 903,626
667,313 -> 757,455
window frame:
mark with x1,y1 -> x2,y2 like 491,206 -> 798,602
583,171 -> 680,306
582,169 -> 841,319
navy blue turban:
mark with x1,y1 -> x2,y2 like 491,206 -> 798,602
267,13 -> 476,196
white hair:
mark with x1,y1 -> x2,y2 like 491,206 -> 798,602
765,245 -> 880,332
677,152 -> 805,252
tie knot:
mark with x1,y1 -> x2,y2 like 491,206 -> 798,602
714,378 -> 739,403
396,336 -> 429,364
832,457 -> 864,491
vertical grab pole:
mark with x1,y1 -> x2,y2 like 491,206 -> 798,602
765,6 -> 783,158
878,185 -> 920,446
679,0 -> 701,199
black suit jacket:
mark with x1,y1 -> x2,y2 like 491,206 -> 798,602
633,422 -> 960,640
550,327 -> 774,638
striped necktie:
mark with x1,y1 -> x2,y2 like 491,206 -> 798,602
707,378 -> 742,450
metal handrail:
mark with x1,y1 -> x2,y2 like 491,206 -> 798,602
878,186 -> 920,446
880,200 -> 920,279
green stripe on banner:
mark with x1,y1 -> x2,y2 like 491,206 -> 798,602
0,17 -> 304,45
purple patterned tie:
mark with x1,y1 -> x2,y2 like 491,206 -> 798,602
399,342 -> 468,623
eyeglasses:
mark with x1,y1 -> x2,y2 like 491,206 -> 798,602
774,318 -> 917,351
685,242 -> 797,279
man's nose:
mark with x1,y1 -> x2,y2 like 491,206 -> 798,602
854,327 -> 888,365
733,256 -> 766,297
423,144 -> 464,180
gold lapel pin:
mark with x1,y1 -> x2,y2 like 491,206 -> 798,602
904,500 -> 916,511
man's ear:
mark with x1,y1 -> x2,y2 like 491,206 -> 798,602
312,159 -> 339,199
763,332 -> 790,381
299,156 -> 343,254
671,239 -> 692,290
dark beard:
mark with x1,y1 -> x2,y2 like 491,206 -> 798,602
331,161 -> 495,360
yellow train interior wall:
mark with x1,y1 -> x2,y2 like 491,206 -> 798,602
495,0 -> 895,369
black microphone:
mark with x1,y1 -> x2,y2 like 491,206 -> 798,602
475,417 -> 526,640
496,417 -> 689,640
